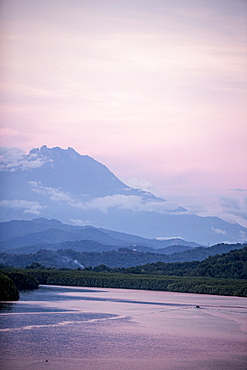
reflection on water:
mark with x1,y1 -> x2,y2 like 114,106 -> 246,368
0,285 -> 246,370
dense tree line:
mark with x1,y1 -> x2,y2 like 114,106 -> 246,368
1,268 -> 246,297
0,273 -> 20,300
3,271 -> 39,290
0,270 -> 39,301
1,247 -> 246,299
116,247 -> 247,279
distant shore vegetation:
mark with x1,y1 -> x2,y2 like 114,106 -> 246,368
1,247 -> 246,299
0,273 -> 20,301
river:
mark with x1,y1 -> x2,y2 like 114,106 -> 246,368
0,285 -> 246,369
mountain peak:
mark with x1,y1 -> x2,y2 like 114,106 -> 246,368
1,145 -> 246,244
1,145 -> 161,201
31,145 -> 80,157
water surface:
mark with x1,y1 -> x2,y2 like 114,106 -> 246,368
0,285 -> 246,369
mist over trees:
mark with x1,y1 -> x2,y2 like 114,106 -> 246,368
0,243 -> 246,270
1,246 -> 246,299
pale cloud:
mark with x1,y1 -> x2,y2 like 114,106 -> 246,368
75,194 -> 186,214
155,236 -> 183,241
219,195 -> 247,222
29,181 -> 74,203
179,192 -> 247,228
70,219 -> 93,226
0,199 -> 44,215
124,177 -> 157,193
0,147 -> 50,171
29,181 -> 185,215
229,188 -> 247,193
0,147 -> 25,170
211,227 -> 227,236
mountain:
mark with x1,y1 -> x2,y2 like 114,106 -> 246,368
0,243 -> 245,269
0,145 -> 247,245
0,218 -> 200,254
0,145 -> 163,201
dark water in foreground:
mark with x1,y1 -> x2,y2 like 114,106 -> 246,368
0,285 -> 246,370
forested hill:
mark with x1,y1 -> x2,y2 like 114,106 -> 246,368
117,247 -> 247,279
1,247 -> 246,299
0,243 -> 246,269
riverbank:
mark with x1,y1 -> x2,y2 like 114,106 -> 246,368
1,268 -> 246,298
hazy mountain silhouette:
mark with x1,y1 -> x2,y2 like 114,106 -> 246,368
0,218 -> 200,254
0,145 -> 246,245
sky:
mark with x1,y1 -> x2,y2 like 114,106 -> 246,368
0,0 -> 247,227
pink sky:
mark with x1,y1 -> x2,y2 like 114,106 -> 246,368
1,0 -> 247,226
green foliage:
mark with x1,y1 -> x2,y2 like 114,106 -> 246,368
93,264 -> 112,272
119,247 -> 247,279
3,270 -> 39,290
1,247 -> 246,298
0,243 -> 246,269
25,262 -> 44,269
2,268 -> 246,297
0,272 -> 19,300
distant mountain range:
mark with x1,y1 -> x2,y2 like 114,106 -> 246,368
1,145 -> 246,245
0,218 -> 200,254
0,218 -> 246,269
0,243 -> 245,270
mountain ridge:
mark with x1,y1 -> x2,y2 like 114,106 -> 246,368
0,217 -> 201,254
0,242 -> 245,269
0,145 -> 246,245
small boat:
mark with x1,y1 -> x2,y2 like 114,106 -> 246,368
195,305 -> 200,308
